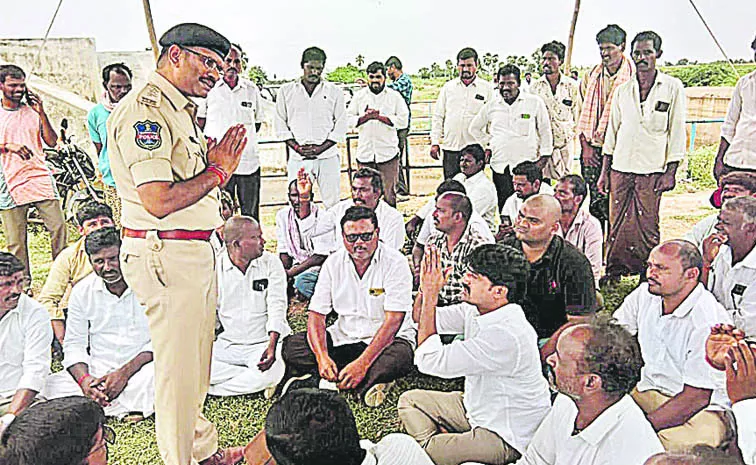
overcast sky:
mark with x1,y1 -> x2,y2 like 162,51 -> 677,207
2,0 -> 754,79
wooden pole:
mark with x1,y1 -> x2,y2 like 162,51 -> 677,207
564,0 -> 581,73
688,0 -> 740,78
142,0 -> 160,63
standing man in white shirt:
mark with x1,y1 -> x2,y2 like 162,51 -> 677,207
199,44 -> 265,219
431,48 -> 492,179
0,252 -> 51,426
400,244 -> 551,465
701,196 -> 756,336
554,174 -> 603,285
275,46 -> 347,208
452,144 -> 498,230
531,41 -> 583,181
281,206 -> 415,407
517,319 -> 663,465
613,240 -> 733,452
469,64 -> 553,210
346,61 -> 409,207
209,216 -> 290,397
276,169 -> 337,300
598,31 -> 686,283
714,35 -> 756,180
326,167 -> 405,250
500,161 -> 555,227
45,228 -> 155,421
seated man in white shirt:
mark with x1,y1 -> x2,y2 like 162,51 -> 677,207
210,216 -> 290,398
44,228 -> 155,421
281,206 -> 415,407
327,167 -> 405,250
686,172 -> 756,250
0,252 -> 52,425
266,388 -> 434,465
500,161 -> 555,228
701,196 -> 756,336
412,180 -> 494,288
277,170 -> 336,300
518,318 -> 664,465
613,239 -> 733,452
400,244 -> 551,465
452,144 -> 498,230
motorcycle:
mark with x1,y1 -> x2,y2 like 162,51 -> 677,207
41,118 -> 103,223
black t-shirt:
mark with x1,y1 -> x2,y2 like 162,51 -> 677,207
505,236 -> 597,339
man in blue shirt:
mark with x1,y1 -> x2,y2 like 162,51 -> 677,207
386,56 -> 412,196
87,63 -> 133,227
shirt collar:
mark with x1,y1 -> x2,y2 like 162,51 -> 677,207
737,244 -> 756,269
218,77 -> 248,92
221,251 -> 263,274
475,302 -> 526,324
344,242 -> 384,269
577,395 -> 636,445
92,274 -> 133,299
148,71 -> 195,113
571,208 -> 590,228
664,283 -> 705,319
456,77 -> 481,88
465,170 -> 486,184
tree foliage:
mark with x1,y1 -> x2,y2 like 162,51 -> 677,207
247,65 -> 270,85
325,64 -> 366,83
661,62 -> 755,87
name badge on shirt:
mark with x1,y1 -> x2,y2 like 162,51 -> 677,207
521,113 -> 531,119
562,99 -> 573,107
368,288 -> 385,296
655,101 -> 670,112
475,94 -> 485,101
241,101 -> 254,108
253,279 -> 269,291
733,284 -> 747,296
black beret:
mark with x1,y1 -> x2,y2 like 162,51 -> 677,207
159,23 -> 231,59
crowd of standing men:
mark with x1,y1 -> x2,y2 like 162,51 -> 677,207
1,18 -> 756,465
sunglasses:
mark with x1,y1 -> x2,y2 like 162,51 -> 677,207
344,231 -> 376,243
181,47 -> 223,74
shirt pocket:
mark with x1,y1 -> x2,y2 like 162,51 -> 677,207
172,136 -> 203,180
646,102 -> 670,133
514,117 -> 531,137
367,291 -> 386,322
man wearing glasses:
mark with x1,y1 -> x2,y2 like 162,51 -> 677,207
280,206 -> 415,407
198,43 -> 265,220
107,23 -> 247,465
0,252 -> 52,433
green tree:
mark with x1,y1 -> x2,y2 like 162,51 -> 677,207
355,54 -> 365,67
430,62 -> 443,78
325,64 -> 366,83
418,67 -> 431,79
247,65 -> 269,85
445,59 -> 455,78
482,52 -> 500,76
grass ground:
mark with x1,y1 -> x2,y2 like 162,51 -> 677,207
0,153 -> 718,465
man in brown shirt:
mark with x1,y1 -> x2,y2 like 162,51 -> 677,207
107,23 -> 246,465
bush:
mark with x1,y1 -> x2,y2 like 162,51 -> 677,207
686,145 -> 717,190
326,64 -> 366,83
661,63 -> 756,87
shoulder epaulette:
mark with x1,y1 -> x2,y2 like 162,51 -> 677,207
138,84 -> 162,108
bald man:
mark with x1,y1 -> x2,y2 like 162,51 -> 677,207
209,216 -> 290,397
500,194 -> 596,342
613,240 -> 733,452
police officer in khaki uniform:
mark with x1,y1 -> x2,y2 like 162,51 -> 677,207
107,23 -> 247,465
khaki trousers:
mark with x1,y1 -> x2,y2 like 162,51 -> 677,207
0,199 -> 67,279
631,388 -> 731,452
398,390 -> 521,465
120,234 -> 218,465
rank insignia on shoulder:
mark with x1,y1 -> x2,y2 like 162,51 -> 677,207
134,121 -> 162,150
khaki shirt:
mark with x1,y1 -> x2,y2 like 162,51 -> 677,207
37,237 -> 92,320
107,71 -> 222,230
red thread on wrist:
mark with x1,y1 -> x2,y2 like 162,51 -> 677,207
206,164 -> 228,185
77,374 -> 92,387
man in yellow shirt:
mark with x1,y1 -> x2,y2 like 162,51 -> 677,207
38,202 -> 114,355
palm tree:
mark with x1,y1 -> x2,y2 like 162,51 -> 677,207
355,54 -> 365,68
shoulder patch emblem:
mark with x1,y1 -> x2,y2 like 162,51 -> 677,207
134,121 -> 162,150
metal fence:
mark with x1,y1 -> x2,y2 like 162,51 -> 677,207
256,116 -> 724,208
